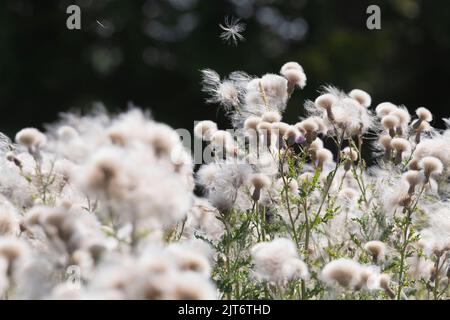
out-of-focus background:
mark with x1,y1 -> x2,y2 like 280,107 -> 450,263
0,0 -> 449,137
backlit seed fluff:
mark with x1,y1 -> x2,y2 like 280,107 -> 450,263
391,138 -> 410,164
0,237 -> 28,266
420,156 -> 444,178
378,274 -> 391,290
244,116 -> 262,131
261,111 -> 282,123
194,121 -> 218,141
415,107 -> 433,122
256,121 -> 272,133
196,164 -> 220,187
378,274 -> 395,298
149,125 -> 178,157
57,126 -> 79,140
315,93 -> 337,110
349,89 -> 371,108
381,115 -> 399,130
251,238 -> 309,282
343,147 -> 358,162
211,130 -> 234,147
309,138 -> 324,151
310,116 -> 328,134
283,69 -> 306,88
390,138 -> 410,153
249,173 -> 271,190
375,102 -> 397,118
321,259 -> 362,288
300,118 -> 319,133
364,241 -> 386,262
404,170 -> 424,191
271,122 -> 290,136
389,108 -> 411,125
412,119 -> 431,132
316,148 -> 333,168
378,135 -> 392,149
408,158 -> 420,171
15,128 -> 47,149
339,188 -> 359,202
280,64 -> 307,89
288,179 -> 299,194
294,122 -> 306,135
284,126 -> 299,140
0,210 -> 19,236
280,61 -> 303,74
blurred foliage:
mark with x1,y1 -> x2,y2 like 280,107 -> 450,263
0,0 -> 449,137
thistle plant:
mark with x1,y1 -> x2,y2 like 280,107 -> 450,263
0,62 -> 449,300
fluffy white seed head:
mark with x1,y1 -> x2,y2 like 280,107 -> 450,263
412,119 -> 432,133
194,121 -> 218,141
217,82 -> 239,106
57,126 -> 79,141
415,107 -> 433,122
287,179 -> 299,195
364,241 -> 386,262
381,115 -> 399,130
309,138 -> 324,151
259,74 -> 288,106
378,274 -> 391,290
256,121 -> 272,132
390,138 -> 410,152
284,126 -> 299,140
15,128 -> 47,149
196,163 -> 220,188
256,121 -> 272,130
299,118 -> 319,133
280,61 -> 303,74
375,102 -> 397,118
244,116 -> 262,131
342,147 -> 358,162
0,237 -> 28,267
349,89 -> 371,107
339,187 -> 359,203
310,116 -> 328,134
419,156 -> 443,178
280,64 -> 307,89
211,130 -> 234,148
321,259 -> 363,288
251,238 -> 308,282
316,148 -> 333,166
271,122 -> 290,136
0,206 -> 20,236
249,173 -> 271,189
408,157 -> 420,171
378,135 -> 392,149
262,111 -> 282,123
294,122 -> 306,135
390,107 -> 411,125
403,170 -> 424,188
315,94 -> 337,110
148,124 -> 180,158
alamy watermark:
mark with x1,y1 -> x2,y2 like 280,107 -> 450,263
366,5 -> 381,30
66,4 -> 381,31
66,5 -> 81,30
65,265 -> 82,290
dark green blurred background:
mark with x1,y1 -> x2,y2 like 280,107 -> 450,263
0,0 -> 449,137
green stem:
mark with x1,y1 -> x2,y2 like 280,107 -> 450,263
397,185 -> 425,299
433,256 -> 441,300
